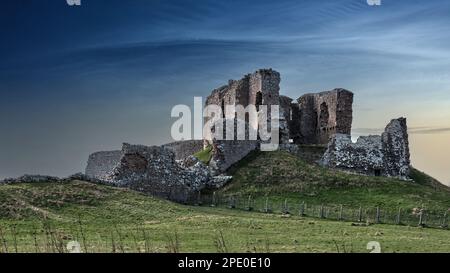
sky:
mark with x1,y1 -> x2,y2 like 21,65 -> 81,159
1,0 -> 449,184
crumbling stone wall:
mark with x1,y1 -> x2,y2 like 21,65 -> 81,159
279,95 -> 294,144
382,118 -> 411,178
0,175 -> 62,184
294,88 -> 353,145
85,143 -> 232,203
162,140 -> 203,160
321,134 -> 384,175
204,69 -> 280,116
205,118 -> 258,174
209,140 -> 258,173
85,151 -> 122,182
106,143 -> 207,202
203,69 -> 355,173
296,93 -> 317,144
321,118 -> 410,179
204,69 -> 281,131
204,70 -> 353,149
204,69 -> 280,173
248,69 -> 280,111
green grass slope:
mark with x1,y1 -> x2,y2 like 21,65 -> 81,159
0,151 -> 449,253
220,151 -> 450,212
1,180 -> 450,253
193,145 -> 213,164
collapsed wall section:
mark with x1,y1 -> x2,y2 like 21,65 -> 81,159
107,143 -> 208,202
321,117 -> 411,180
85,143 -> 218,203
85,150 -> 122,182
321,134 -> 384,175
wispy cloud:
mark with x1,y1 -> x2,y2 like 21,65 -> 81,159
409,127 -> 450,134
353,126 -> 450,135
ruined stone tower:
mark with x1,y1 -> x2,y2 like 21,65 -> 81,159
204,69 -> 354,146
203,69 -> 281,172
204,69 -> 280,131
289,89 -> 354,144
202,69 -> 355,173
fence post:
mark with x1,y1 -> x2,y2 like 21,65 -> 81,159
246,195 -> 253,211
228,196 -> 235,209
282,199 -> 289,214
441,211 -> 448,229
211,192 -> 216,207
376,207 -> 381,224
338,205 -> 343,221
418,209 -> 426,227
299,202 -> 305,216
396,208 -> 402,225
319,205 -> 325,219
196,190 -> 202,206
264,197 -> 270,213
358,207 -> 362,222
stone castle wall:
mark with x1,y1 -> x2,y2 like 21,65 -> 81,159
162,140 -> 204,160
86,140 -> 203,182
382,118 -> 411,178
85,150 -> 122,181
295,88 -> 353,145
85,143 -> 233,203
321,118 -> 410,179
210,139 -> 258,173
321,134 -> 384,175
81,69 -> 411,204
204,69 -> 280,123
204,70 -> 353,147
203,69 -> 281,173
203,69 -> 355,174
107,143 -> 204,202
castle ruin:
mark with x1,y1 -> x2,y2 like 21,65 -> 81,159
203,69 -> 354,146
202,69 -> 355,172
84,68 -> 411,202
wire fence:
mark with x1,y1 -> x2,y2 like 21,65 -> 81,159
188,193 -> 449,230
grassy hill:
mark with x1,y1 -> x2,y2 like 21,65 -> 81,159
219,151 -> 450,212
0,150 -> 450,253
0,180 -> 450,253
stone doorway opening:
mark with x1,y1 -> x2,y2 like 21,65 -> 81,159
374,169 -> 382,176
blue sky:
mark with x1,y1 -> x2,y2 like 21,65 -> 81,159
1,0 -> 450,183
